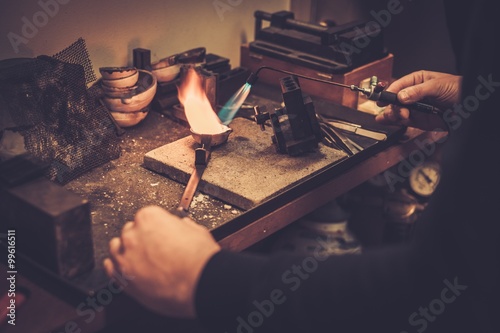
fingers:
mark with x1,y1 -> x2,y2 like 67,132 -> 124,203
377,71 -> 430,108
103,256 -> 137,302
109,236 -> 123,256
107,234 -> 125,267
104,205 -> 200,281
122,221 -> 135,232
135,205 -> 189,230
103,257 -> 116,278
107,207 -> 173,261
375,106 -> 410,126
396,81 -> 442,105
375,105 -> 447,131
385,71 -> 424,93
380,71 -> 457,107
104,219 -> 140,280
386,70 -> 445,93
135,205 -> 175,224
105,226 -> 130,279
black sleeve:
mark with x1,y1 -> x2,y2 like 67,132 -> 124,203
195,0 -> 500,332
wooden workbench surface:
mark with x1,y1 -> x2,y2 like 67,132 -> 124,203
0,97 -> 445,333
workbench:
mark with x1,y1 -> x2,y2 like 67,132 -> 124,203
0,85 -> 445,332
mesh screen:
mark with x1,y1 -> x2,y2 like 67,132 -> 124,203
53,38 -> 98,85
0,38 -> 120,184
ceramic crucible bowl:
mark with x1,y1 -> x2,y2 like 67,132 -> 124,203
99,66 -> 137,80
151,64 -> 181,83
150,55 -> 176,70
102,69 -> 157,112
190,125 -> 233,147
109,109 -> 149,127
101,70 -> 139,88
101,84 -> 137,98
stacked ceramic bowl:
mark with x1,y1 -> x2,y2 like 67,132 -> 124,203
150,56 -> 181,83
149,47 -> 206,83
99,67 -> 157,127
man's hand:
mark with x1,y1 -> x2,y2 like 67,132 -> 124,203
375,70 -> 463,130
103,206 -> 221,318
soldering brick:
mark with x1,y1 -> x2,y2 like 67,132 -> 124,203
143,118 -> 348,210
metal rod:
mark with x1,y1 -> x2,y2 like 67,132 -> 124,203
252,66 -> 354,89
176,166 -> 206,213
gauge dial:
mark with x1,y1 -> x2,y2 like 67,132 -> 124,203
409,162 -> 441,197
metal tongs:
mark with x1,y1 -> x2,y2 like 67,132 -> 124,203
316,113 -> 363,156
171,135 -> 212,218
324,118 -> 388,142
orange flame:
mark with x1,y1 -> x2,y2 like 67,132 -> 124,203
177,68 -> 225,135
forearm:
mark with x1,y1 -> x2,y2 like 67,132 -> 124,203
195,240 -> 448,333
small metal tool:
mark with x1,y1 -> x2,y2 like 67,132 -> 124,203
325,119 -> 388,141
316,113 -> 363,156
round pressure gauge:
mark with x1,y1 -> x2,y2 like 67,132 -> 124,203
409,161 -> 441,198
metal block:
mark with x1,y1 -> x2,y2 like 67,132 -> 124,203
0,178 -> 94,278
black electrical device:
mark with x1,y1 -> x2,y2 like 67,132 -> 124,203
254,76 -> 322,156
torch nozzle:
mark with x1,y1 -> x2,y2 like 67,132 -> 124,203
246,72 -> 259,86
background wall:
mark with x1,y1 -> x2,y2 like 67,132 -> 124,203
0,0 -> 457,80
0,0 -> 289,74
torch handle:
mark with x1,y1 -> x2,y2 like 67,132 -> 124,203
378,91 -> 439,115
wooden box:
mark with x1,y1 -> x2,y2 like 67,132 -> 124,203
240,44 -> 394,109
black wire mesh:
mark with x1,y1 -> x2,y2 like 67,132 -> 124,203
53,38 -> 97,85
0,38 -> 120,184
